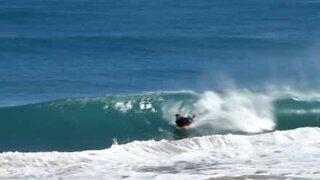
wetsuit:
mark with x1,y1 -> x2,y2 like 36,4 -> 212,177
175,117 -> 193,127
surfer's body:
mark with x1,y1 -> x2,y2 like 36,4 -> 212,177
175,114 -> 195,129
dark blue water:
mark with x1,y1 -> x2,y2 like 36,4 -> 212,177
1,0 -> 320,152
1,0 -> 320,106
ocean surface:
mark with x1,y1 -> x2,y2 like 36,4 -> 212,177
1,0 -> 320,179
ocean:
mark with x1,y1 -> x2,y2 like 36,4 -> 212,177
1,0 -> 320,179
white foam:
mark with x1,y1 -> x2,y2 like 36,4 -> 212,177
139,100 -> 155,112
162,90 -> 275,133
114,101 -> 133,112
280,109 -> 320,114
1,128 -> 320,179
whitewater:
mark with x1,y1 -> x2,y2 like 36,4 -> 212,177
0,127 -> 319,179
2,89 -> 319,152
1,89 -> 320,179
1,0 -> 320,179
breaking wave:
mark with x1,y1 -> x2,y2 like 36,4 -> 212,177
1,89 -> 320,151
0,127 -> 319,179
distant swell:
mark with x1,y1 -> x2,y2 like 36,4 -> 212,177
1,90 -> 320,152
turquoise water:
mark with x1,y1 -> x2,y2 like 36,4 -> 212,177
1,91 -> 320,152
1,0 -> 320,152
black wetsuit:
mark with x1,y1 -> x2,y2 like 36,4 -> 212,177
175,117 -> 193,127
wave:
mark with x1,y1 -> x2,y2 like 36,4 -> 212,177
0,127 -> 319,179
1,89 -> 320,152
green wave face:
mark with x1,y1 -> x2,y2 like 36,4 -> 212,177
275,98 -> 320,130
1,91 -> 320,152
0,92 -> 197,152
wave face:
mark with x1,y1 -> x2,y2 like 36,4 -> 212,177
1,90 -> 320,152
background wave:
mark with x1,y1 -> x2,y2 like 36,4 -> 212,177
1,89 -> 320,152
